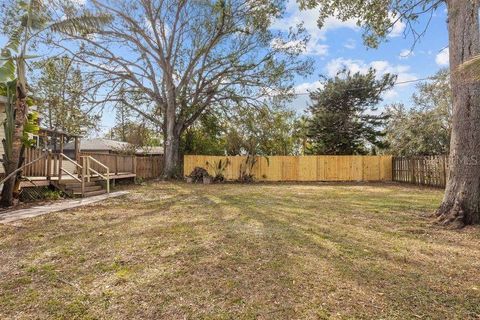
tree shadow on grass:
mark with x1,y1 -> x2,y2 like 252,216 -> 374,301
218,190 -> 480,318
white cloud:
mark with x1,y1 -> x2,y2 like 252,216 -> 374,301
383,89 -> 399,99
326,58 -> 417,85
270,38 -> 306,54
295,58 -> 418,104
294,81 -> 324,94
387,12 -> 406,38
399,49 -> 414,59
343,39 -> 356,49
70,0 -> 85,4
326,58 -> 369,76
272,4 -> 406,56
271,0 -> 358,56
325,57 -> 417,103
144,17 -> 170,38
307,43 -> 329,56
435,48 -> 449,66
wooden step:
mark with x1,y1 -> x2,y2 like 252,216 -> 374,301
73,189 -> 107,197
61,181 -> 98,188
67,185 -> 103,193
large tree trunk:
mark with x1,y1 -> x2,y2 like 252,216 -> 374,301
163,132 -> 181,178
0,91 -> 28,207
1,162 -> 17,207
436,0 -> 480,227
162,102 -> 182,178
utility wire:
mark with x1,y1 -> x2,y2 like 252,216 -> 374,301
290,76 -> 440,96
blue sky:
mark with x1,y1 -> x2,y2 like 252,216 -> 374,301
0,1 -> 450,136
94,0 -> 449,133
275,0 -> 449,114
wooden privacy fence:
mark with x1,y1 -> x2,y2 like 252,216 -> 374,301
81,152 -> 136,175
136,156 -> 163,179
184,155 -> 393,181
83,153 -> 164,179
392,155 -> 448,188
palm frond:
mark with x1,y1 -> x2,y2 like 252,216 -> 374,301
49,13 -> 112,35
0,58 -> 16,82
26,13 -> 48,30
3,27 -> 23,55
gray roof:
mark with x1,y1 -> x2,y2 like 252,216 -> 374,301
64,138 -> 163,154
82,138 -> 132,151
135,146 -> 164,155
64,138 -> 130,151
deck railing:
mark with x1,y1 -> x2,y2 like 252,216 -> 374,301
0,152 -> 49,187
82,156 -> 110,194
22,148 -> 163,180
80,152 -> 163,179
23,148 -> 49,177
59,153 -> 83,183
80,152 -> 136,176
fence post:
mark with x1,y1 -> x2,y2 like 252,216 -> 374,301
410,158 -> 415,184
392,157 -> 396,181
46,151 -> 52,181
58,155 -> 62,184
81,157 -> 85,197
87,157 -> 91,182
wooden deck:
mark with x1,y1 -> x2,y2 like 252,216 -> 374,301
19,172 -> 136,188
12,149 -> 162,198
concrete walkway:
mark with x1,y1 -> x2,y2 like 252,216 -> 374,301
0,191 -> 129,224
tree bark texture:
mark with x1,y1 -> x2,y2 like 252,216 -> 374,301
0,93 -> 28,207
437,0 -> 480,226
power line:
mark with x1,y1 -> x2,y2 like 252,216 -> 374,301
291,76 -> 440,96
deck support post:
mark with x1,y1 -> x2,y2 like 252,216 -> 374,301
46,151 -> 52,181
58,136 -> 64,184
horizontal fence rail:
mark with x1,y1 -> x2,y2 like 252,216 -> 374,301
392,155 -> 448,188
184,155 -> 393,182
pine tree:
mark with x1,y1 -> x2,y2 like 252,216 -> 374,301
306,69 -> 396,155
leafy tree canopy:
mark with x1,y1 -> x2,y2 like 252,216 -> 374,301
225,105 -> 302,156
180,104 -> 303,156
384,68 -> 452,156
298,0 -> 443,48
32,56 -> 100,138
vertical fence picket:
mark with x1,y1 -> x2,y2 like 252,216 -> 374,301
392,155 -> 448,188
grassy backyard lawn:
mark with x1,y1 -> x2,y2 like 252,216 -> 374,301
1,182 -> 480,319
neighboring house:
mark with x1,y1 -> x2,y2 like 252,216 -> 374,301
0,98 -> 163,175
135,146 -> 164,156
64,138 -> 163,157
64,138 -> 131,155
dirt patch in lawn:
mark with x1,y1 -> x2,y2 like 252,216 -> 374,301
1,182 -> 479,319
